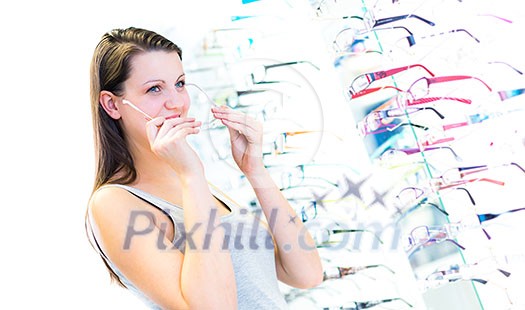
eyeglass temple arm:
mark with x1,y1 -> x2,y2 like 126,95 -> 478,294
393,146 -> 460,160
374,14 -> 435,27
460,162 -> 525,175
509,162 -> 525,173
331,229 -> 384,244
428,75 -> 492,91
478,207 -> 525,222
366,264 -> 396,274
497,268 -> 512,277
395,186 -> 423,197
371,64 -> 435,81
477,13 -> 513,23
335,264 -> 394,276
471,278 -> 489,284
412,107 -> 445,119
450,29 -> 480,42
339,264 -> 395,275
372,25 -> 413,36
425,202 -> 449,216
455,165 -> 507,182
488,61 -> 523,75
419,29 -> 480,43
342,15 -> 364,20
264,61 -> 320,71
455,187 -> 476,205
386,122 -> 428,132
350,64 -> 432,94
408,96 -> 472,105
442,238 -> 466,250
383,106 -> 444,120
122,99 -> 154,120
457,165 -> 489,174
357,297 -> 413,309
369,25 -> 416,47
236,89 -> 270,96
350,85 -> 404,99
436,177 -> 505,190
426,146 -> 461,160
498,88 -> 525,101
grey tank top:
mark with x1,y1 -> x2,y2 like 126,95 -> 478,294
87,184 -> 289,310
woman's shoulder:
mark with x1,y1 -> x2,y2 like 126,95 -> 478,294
89,184 -> 135,208
87,184 -> 166,256
88,184 -> 149,229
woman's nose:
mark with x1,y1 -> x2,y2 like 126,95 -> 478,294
164,99 -> 183,109
164,90 -> 187,109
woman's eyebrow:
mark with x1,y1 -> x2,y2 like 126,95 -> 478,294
142,74 -> 185,85
142,79 -> 164,85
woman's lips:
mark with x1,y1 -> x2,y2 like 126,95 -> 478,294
165,114 -> 181,120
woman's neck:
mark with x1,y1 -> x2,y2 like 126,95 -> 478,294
128,141 -> 184,199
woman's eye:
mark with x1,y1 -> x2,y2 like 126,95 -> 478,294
147,85 -> 161,93
175,80 -> 186,89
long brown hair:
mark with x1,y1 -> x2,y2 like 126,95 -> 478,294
86,27 -> 182,286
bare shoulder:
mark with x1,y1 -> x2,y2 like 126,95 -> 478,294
88,186 -> 155,254
89,186 -> 144,228
88,186 -> 189,309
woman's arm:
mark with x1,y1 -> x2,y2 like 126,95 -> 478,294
211,106 -> 323,289
90,180 -> 237,309
90,116 -> 238,309
179,174 -> 238,307
149,116 -> 238,308
245,168 -> 324,289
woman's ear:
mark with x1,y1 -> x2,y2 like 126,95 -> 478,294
99,91 -> 122,120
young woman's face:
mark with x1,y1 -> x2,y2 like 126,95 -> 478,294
119,50 -> 190,136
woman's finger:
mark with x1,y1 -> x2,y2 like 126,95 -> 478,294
164,120 -> 202,139
221,118 -> 247,135
212,107 -> 248,120
145,117 -> 166,144
212,108 -> 257,131
156,117 -> 196,138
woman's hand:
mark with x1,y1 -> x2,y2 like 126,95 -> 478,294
145,117 -> 204,177
211,106 -> 265,175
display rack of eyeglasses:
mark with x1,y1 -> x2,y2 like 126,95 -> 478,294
311,0 -> 525,308
182,0 -> 525,309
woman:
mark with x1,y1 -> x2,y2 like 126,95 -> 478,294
85,27 -> 323,309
